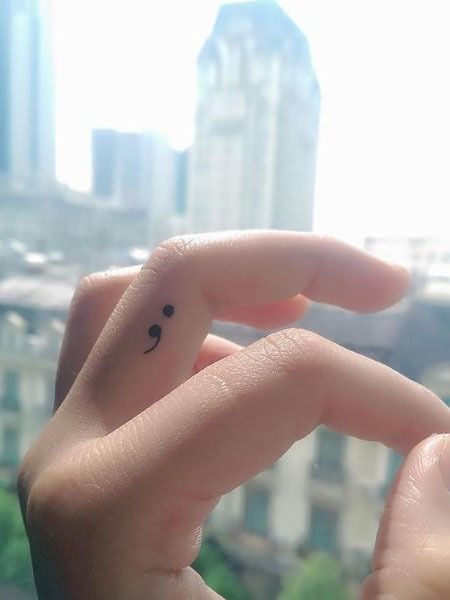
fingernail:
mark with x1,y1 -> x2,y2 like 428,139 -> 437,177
438,434 -> 450,490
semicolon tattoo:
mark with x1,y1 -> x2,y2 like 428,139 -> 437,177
144,304 -> 175,354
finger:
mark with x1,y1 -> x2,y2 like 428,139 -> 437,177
61,231 -> 410,436
55,274 -> 307,409
115,329 -> 450,495
55,267 -> 141,409
192,334 -> 243,374
101,329 -> 450,572
362,434 -> 450,599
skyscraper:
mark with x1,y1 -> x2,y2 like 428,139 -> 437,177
0,0 -> 55,186
187,1 -> 320,233
91,129 -> 177,214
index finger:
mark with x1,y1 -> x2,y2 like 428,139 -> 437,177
59,230 -> 410,438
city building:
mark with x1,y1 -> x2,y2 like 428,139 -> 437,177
0,0 -> 55,188
148,146 -> 190,245
174,149 -> 188,217
91,130 -> 174,209
0,275 -> 73,486
187,1 -> 320,234
0,186 -> 152,277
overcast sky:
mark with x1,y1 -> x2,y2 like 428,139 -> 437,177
52,0 -> 450,243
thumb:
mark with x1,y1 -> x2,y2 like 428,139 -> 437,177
362,434 -> 450,599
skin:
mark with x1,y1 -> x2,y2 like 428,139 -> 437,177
17,230 -> 450,599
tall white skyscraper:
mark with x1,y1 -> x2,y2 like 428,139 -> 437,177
187,1 -> 320,234
0,0 -> 55,186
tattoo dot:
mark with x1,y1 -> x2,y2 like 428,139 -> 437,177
163,304 -> 175,318
149,324 -> 161,338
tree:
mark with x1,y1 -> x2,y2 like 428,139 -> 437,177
0,487 -> 35,591
193,536 -> 251,600
278,553 -> 351,600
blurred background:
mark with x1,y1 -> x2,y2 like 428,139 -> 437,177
1,1 -> 450,598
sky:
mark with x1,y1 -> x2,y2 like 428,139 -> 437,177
51,0 -> 450,243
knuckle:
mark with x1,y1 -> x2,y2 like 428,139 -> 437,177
150,235 -> 201,267
312,233 -> 343,251
261,328 -> 329,376
140,235 -> 205,286
25,468 -> 85,535
24,445 -> 106,533
68,269 -> 126,328
74,272 -> 100,300
69,272 -> 105,318
316,232 -> 339,244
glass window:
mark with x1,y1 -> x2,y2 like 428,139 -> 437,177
311,427 -> 346,483
1,369 -> 20,411
309,504 -> 339,553
243,486 -> 270,537
1,425 -> 20,466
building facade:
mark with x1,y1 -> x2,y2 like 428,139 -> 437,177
0,276 -> 72,487
0,0 -> 54,187
187,1 -> 320,234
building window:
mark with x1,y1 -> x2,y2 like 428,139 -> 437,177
310,427 -> 346,483
1,370 -> 20,411
309,504 -> 339,553
243,486 -> 270,536
1,426 -> 20,466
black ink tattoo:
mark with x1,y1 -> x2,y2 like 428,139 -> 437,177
144,305 -> 175,354
162,304 -> 175,318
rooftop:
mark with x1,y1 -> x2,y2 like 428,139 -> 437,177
199,0 -> 310,64
216,1 -> 303,34
0,276 -> 74,313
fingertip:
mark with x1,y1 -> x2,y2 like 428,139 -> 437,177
280,294 -> 310,322
352,258 -> 412,314
387,261 -> 411,281
370,432 -> 450,598
301,237 -> 412,314
386,261 -> 412,299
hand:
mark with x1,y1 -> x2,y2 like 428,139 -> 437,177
17,231 -> 450,599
